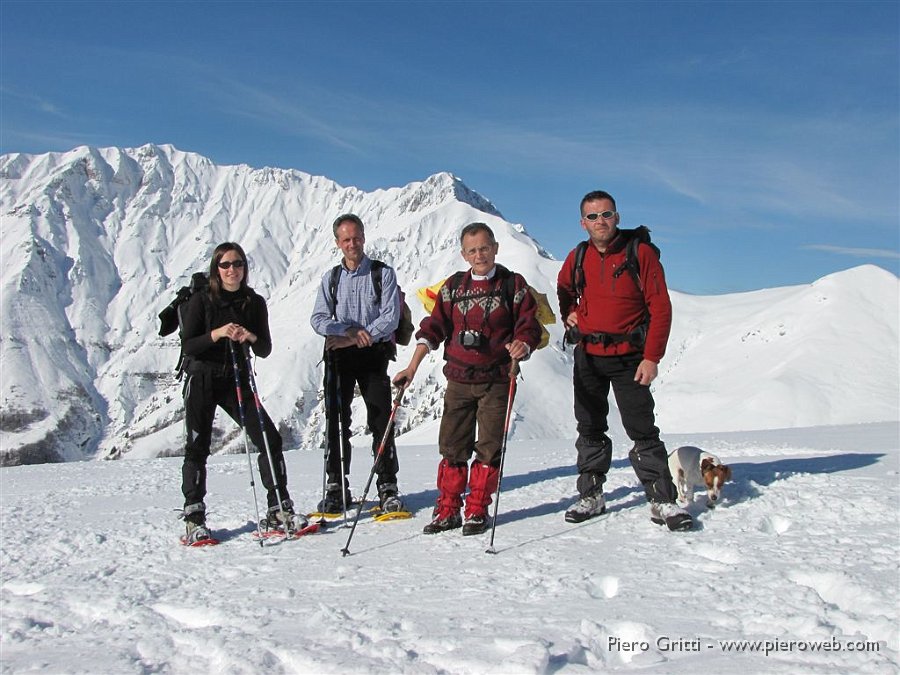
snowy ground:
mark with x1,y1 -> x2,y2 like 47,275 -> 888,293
1,421 -> 898,674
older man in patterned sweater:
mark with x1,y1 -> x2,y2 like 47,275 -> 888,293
393,222 -> 542,536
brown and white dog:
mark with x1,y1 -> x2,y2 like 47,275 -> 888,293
667,446 -> 732,508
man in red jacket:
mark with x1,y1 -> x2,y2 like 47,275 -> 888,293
556,190 -> 692,531
394,222 -> 541,536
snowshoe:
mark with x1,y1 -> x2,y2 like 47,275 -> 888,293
370,505 -> 413,522
179,502 -> 218,546
253,522 -> 320,541
181,521 -> 218,547
262,500 -> 309,532
372,484 -> 412,521
310,485 -> 354,518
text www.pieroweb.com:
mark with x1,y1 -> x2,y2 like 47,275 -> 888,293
608,636 -> 881,656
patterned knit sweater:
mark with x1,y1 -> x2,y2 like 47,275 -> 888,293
416,265 -> 541,384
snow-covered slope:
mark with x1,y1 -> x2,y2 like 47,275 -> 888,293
659,265 -> 900,432
1,422 -> 897,672
1,145 -> 898,466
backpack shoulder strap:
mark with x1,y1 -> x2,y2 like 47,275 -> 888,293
328,264 -> 342,318
177,288 -> 212,336
199,291 -> 213,334
175,291 -> 213,378
626,236 -> 641,273
447,270 -> 467,298
494,264 -> 515,310
572,240 -> 589,298
369,260 -> 385,304
613,226 -> 658,289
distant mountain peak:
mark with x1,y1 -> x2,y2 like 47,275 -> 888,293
395,171 -> 502,218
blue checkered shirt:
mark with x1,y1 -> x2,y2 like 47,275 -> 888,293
310,255 -> 400,342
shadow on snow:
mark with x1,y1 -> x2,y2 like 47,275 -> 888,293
395,452 -> 885,533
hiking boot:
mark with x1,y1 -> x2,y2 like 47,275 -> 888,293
181,502 -> 212,543
649,502 -> 694,531
565,493 -> 606,523
462,513 -> 489,536
317,483 -> 352,513
423,510 -> 462,534
265,500 -> 309,531
378,483 -> 406,513
184,521 -> 212,544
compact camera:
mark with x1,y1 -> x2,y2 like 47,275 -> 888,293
458,330 -> 484,349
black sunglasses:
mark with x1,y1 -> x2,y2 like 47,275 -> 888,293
217,260 -> 246,270
583,211 -> 617,221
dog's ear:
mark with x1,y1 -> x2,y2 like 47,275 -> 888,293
700,457 -> 716,472
722,465 -> 733,481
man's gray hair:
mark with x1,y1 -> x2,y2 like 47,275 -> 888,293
459,222 -> 496,245
332,213 -> 365,237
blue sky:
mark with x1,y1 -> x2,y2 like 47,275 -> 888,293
2,0 -> 897,294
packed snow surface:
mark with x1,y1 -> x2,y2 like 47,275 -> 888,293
2,422 -> 897,673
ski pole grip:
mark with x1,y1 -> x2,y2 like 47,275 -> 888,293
392,382 -> 407,405
509,358 -> 519,379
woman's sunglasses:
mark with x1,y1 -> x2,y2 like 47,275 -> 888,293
217,260 -> 246,270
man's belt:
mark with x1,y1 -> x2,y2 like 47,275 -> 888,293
565,323 -> 647,348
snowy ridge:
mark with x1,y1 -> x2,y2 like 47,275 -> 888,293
1,144 -> 898,466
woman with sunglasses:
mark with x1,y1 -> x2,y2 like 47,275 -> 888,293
178,242 -> 304,544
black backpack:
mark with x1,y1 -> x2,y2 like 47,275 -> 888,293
571,225 -> 659,300
157,272 -> 210,377
328,261 -> 414,346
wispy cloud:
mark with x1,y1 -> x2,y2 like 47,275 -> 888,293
4,34 -> 896,240
0,128 -> 108,153
0,86 -> 67,118
395,101 -> 897,227
200,75 -> 364,154
803,244 -> 900,260
25,43 -> 369,156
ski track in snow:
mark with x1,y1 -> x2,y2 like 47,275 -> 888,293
1,423 -> 898,674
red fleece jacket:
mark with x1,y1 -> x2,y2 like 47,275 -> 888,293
556,236 -> 672,363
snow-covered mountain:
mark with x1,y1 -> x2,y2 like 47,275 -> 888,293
1,145 -> 898,466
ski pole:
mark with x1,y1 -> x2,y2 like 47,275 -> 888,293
486,358 -> 519,555
318,349 -> 335,526
241,343 -> 292,534
341,383 -> 406,557
228,340 -> 264,546
333,351 -> 350,525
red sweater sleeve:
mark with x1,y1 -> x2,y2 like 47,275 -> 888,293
637,245 -> 672,364
556,248 -> 579,320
